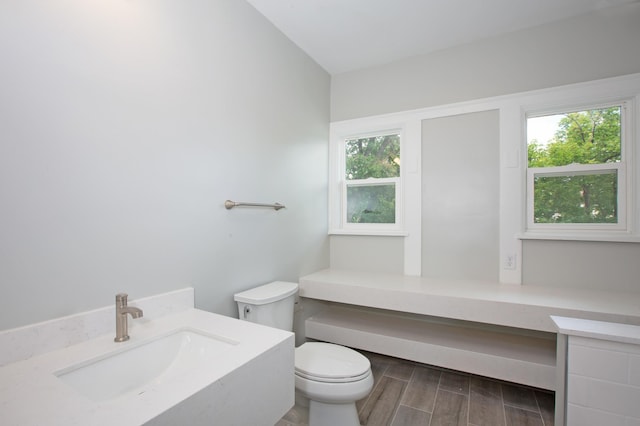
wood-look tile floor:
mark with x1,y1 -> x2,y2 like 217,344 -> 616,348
277,350 -> 554,426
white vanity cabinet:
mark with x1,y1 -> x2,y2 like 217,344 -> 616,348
553,316 -> 640,426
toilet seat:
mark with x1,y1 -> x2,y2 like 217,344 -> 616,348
295,342 -> 371,383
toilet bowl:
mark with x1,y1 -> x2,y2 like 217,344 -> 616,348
295,342 -> 373,426
234,282 -> 373,426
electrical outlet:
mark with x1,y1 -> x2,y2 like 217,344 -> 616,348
504,253 -> 517,270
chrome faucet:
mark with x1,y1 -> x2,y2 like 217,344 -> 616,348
114,293 -> 143,342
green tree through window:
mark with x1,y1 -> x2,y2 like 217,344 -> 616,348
345,134 -> 400,224
527,107 -> 621,224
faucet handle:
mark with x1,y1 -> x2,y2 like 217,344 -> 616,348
115,293 -> 128,307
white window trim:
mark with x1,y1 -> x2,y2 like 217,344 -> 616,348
328,72 -> 640,283
504,78 -> 639,282
523,99 -> 633,235
329,125 -> 407,236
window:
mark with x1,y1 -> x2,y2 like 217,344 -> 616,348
329,129 -> 404,234
526,102 -> 630,232
345,133 -> 400,224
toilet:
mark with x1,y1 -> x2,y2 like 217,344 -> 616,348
234,281 -> 373,426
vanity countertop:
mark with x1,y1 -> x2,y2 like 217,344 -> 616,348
552,315 -> 640,345
0,308 -> 293,426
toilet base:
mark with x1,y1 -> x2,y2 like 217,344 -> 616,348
309,400 -> 360,426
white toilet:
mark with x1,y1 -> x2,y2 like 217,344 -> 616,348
234,281 -> 373,426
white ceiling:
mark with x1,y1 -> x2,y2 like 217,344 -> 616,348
247,0 -> 637,75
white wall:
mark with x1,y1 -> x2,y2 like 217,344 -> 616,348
329,2 -> 640,290
0,0 -> 330,330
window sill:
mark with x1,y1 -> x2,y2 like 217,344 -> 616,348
329,229 -> 408,237
518,232 -> 640,243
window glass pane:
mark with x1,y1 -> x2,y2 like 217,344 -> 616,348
345,134 -> 400,179
346,184 -> 395,223
527,106 -> 621,168
532,171 -> 618,224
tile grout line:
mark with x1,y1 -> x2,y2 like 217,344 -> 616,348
387,367 -> 409,426
387,362 -> 415,425
427,368 -> 445,426
533,391 -> 546,426
500,380 -> 508,426
397,403 -> 432,415
466,377 -> 471,426
503,402 -> 545,414
358,356 -> 389,420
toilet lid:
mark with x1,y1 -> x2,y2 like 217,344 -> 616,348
295,342 -> 371,383
233,281 -> 298,305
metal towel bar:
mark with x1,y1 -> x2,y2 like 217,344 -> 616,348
224,200 -> 285,211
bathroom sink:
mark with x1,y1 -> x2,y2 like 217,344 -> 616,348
55,328 -> 237,402
2,308 -> 294,425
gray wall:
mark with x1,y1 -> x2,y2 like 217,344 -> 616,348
330,2 -> 640,291
421,111 -> 499,281
331,2 -> 640,121
523,241 -> 640,291
0,0 -> 330,330
330,236 -> 404,274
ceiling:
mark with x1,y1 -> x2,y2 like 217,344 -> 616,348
247,0 -> 637,75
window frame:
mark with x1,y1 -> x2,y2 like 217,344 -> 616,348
329,127 -> 406,236
524,99 -> 634,236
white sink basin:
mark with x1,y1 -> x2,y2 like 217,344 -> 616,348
55,328 -> 237,401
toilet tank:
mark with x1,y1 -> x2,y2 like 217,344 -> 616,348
233,281 -> 298,331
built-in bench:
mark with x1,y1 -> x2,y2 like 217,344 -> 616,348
299,269 -> 640,424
